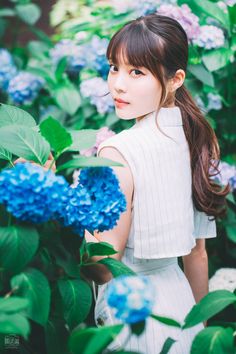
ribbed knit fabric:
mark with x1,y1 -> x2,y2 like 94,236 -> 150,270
97,106 -> 216,259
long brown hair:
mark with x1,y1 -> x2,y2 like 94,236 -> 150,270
106,13 -> 229,218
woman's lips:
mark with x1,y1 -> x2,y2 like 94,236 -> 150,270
114,98 -> 130,108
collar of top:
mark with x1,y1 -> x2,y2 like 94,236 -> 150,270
135,106 -> 183,127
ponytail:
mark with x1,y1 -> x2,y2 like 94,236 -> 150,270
175,85 -> 230,218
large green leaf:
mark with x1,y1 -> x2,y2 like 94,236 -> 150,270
0,125 -> 50,165
0,147 -> 12,161
57,156 -> 123,171
85,242 -> 118,258
40,117 -> 72,154
97,258 -> 136,277
45,317 -> 69,354
54,85 -> 81,115
68,129 -> 97,151
0,226 -> 39,274
202,48 -> 234,72
183,290 -> 236,329
190,326 -> 234,354
188,64 -> 214,87
15,3 -> 41,25
68,324 -> 124,354
11,268 -> 51,326
58,279 -> 92,329
0,297 -> 29,314
0,313 -> 30,339
0,104 -> 36,128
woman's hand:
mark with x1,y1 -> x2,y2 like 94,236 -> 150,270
13,152 -> 56,172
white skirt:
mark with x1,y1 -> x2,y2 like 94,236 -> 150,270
94,247 -> 204,354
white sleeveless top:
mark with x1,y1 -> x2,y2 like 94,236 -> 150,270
97,106 -> 216,259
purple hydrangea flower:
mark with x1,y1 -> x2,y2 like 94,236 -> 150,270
80,77 -> 114,114
80,127 -> 115,157
106,275 -> 155,324
7,72 -> 44,105
50,39 -> 87,73
0,162 -> 69,223
0,49 -> 17,90
207,93 -> 222,111
157,4 -> 200,41
84,36 -> 110,79
193,25 -> 225,49
211,161 -> 236,192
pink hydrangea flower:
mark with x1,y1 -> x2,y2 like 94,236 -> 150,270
157,4 -> 200,41
80,127 -> 115,157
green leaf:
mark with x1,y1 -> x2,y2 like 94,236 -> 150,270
15,3 -> 41,25
54,85 -> 81,115
183,290 -> 236,329
0,125 -> 50,165
45,317 -> 69,354
0,147 -> 12,161
190,326 -> 234,354
0,104 -> 36,128
53,244 -> 80,277
0,297 -> 29,313
0,226 -> 39,274
11,268 -> 51,326
97,258 -> 136,277
202,48 -> 234,72
55,57 -> 68,82
68,324 -> 124,354
57,156 -> 124,171
68,129 -> 97,151
86,242 -> 118,257
226,225 -> 236,242
151,314 -> 181,328
40,117 -> 72,154
0,313 -> 30,339
159,337 -> 177,354
188,64 -> 214,87
58,279 -> 92,329
0,8 -> 16,17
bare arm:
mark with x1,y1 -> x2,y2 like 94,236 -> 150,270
182,239 -> 209,304
80,146 -> 134,285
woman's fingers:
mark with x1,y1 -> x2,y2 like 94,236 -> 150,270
13,153 -> 56,173
13,157 -> 27,165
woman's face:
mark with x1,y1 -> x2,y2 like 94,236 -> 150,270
107,54 -> 162,120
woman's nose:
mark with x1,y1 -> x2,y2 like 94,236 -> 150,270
113,74 -> 127,93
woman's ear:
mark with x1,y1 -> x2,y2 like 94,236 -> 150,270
170,69 -> 185,92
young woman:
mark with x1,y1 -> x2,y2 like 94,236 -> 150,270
83,13 -> 229,353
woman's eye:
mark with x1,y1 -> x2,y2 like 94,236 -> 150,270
131,69 -> 143,77
109,64 -> 118,72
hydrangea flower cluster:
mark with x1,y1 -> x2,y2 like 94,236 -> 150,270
7,72 -> 44,105
50,39 -> 87,73
80,127 -> 115,157
0,162 -> 69,223
224,0 -> 236,6
84,36 -> 110,79
209,268 -> 236,292
0,49 -> 17,90
216,161 -> 236,191
80,77 -> 114,114
78,167 -> 127,232
134,0 -> 160,16
157,4 -> 200,41
192,25 -> 225,49
106,275 -> 155,324
207,93 -> 222,111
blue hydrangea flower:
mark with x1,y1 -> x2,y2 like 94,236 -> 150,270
0,162 -> 69,223
0,49 -> 17,90
213,161 -> 236,192
50,39 -> 87,73
7,72 -> 44,105
78,167 -> 127,232
192,25 -> 225,49
207,93 -> 222,111
80,77 -> 114,114
84,36 -> 109,79
106,275 -> 155,324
